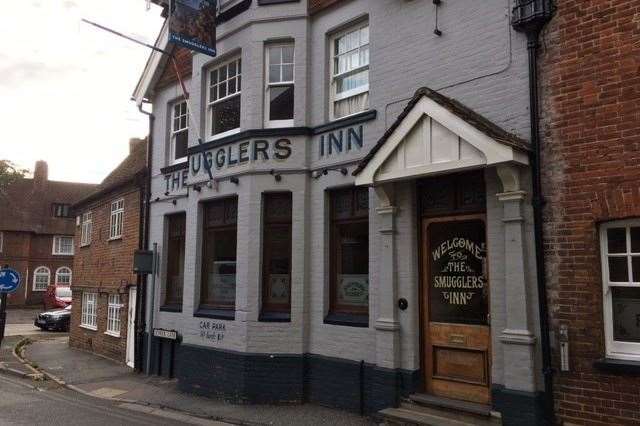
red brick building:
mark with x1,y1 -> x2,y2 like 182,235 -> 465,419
69,138 -> 147,366
0,161 -> 95,306
540,1 -> 640,424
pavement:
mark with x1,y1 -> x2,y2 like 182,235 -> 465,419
19,336 -> 374,426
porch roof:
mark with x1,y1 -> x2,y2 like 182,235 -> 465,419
353,87 -> 530,186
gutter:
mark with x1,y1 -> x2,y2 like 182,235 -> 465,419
135,102 -> 154,373
511,2 -> 556,424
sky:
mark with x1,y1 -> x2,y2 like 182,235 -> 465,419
0,0 -> 165,183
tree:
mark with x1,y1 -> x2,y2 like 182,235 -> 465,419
0,160 -> 28,192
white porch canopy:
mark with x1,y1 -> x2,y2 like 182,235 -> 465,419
354,88 -> 529,186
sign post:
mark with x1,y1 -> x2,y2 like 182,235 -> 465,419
0,265 -> 21,348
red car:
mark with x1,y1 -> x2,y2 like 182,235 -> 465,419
45,285 -> 72,309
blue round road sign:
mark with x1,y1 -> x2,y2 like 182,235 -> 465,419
0,268 -> 20,293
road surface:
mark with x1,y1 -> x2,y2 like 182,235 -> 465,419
0,373 -> 226,426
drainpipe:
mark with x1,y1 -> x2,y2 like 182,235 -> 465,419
136,102 -> 154,373
511,1 -> 555,424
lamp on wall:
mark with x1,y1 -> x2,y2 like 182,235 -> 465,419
270,169 -> 282,182
229,176 -> 239,185
311,167 -> 348,179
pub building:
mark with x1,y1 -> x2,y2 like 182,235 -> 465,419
133,1 -> 546,424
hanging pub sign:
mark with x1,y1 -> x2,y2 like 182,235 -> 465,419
169,0 -> 217,57
429,220 -> 488,325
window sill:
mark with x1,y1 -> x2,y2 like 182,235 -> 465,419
259,312 -> 291,322
593,358 -> 640,375
79,244 -> 90,248
194,308 -> 235,320
32,289 -> 47,292
104,331 -> 121,338
324,312 -> 368,328
80,324 -> 97,331
207,127 -> 241,142
160,304 -> 182,313
108,236 -> 122,242
52,253 -> 74,256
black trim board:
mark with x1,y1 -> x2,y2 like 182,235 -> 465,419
143,336 -> 420,415
593,358 -> 640,375
258,0 -> 300,4
216,0 -> 252,24
492,385 -> 548,426
160,162 -> 189,174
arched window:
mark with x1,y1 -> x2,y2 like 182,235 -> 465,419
55,267 -> 72,285
33,267 -> 50,291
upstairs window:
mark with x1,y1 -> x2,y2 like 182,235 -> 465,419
80,211 -> 92,247
110,199 -> 124,240
52,203 -> 71,218
601,220 -> 640,361
330,22 -> 369,120
200,197 -> 238,314
328,187 -> 369,325
207,57 -> 242,138
53,236 -> 74,255
170,100 -> 189,163
265,44 -> 294,127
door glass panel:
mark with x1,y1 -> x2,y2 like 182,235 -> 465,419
612,287 -> 640,343
429,220 -> 487,325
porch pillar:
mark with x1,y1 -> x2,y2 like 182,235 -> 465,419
496,164 -> 537,392
373,184 -> 400,369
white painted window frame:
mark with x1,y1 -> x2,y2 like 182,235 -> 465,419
106,293 -> 122,337
264,43 -> 295,128
0,231 -> 3,252
55,266 -> 72,286
80,211 -> 92,247
329,21 -> 370,121
170,100 -> 189,164
600,219 -> 640,361
109,199 -> 125,240
81,292 -> 98,330
206,56 -> 242,141
32,266 -> 50,291
52,236 -> 74,255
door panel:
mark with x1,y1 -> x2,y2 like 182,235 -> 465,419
423,216 -> 490,404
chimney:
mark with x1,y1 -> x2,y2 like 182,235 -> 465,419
33,160 -> 48,188
129,138 -> 144,154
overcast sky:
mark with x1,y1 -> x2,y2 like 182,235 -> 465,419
0,0 -> 164,183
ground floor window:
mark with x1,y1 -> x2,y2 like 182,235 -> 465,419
165,213 -> 186,308
33,266 -> 50,291
106,294 -> 122,337
600,220 -> 640,360
81,292 -> 97,330
328,187 -> 369,322
200,197 -> 238,312
55,266 -> 72,285
261,192 -> 292,317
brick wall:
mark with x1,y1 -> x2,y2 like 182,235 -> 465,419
69,291 -> 130,363
1,231 -> 73,307
540,1 -> 640,424
70,185 -> 142,363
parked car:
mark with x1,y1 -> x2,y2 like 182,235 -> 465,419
34,305 -> 71,332
45,284 -> 72,309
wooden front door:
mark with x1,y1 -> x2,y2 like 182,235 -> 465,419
422,215 -> 491,404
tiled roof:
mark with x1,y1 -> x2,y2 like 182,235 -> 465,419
74,138 -> 148,208
0,177 -> 96,235
352,87 -> 530,176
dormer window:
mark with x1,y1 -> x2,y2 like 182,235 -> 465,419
52,203 -> 71,218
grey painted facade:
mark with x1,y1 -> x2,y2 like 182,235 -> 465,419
138,0 -> 543,422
